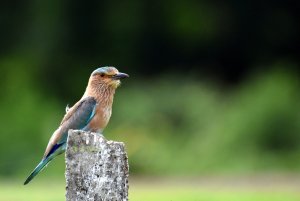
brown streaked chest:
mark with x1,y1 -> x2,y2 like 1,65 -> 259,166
84,83 -> 115,132
88,101 -> 112,132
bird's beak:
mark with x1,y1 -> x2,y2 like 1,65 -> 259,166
112,72 -> 129,80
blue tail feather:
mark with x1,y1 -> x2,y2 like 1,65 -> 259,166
24,143 -> 66,185
24,157 -> 51,185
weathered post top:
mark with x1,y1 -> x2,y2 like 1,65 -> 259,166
65,130 -> 129,201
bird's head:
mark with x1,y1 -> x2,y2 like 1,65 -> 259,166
89,66 -> 129,89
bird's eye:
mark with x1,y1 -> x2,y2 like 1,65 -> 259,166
100,73 -> 105,77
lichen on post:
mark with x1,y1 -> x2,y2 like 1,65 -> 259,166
65,129 -> 129,201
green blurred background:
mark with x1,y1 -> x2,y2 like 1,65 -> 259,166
0,0 -> 299,200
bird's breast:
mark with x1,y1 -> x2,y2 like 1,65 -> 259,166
88,105 -> 112,132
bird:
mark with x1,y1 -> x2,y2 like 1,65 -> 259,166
24,66 -> 129,185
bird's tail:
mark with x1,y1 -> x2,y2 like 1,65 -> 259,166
24,157 -> 52,185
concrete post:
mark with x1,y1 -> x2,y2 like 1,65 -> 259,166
65,130 -> 129,201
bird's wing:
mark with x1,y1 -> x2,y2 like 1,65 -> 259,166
60,96 -> 97,127
43,96 -> 97,158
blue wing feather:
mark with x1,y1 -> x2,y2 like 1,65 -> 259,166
24,97 -> 98,185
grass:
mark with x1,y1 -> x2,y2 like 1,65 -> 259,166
132,187 -> 298,201
0,176 -> 299,201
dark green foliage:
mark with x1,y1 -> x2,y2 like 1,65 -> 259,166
0,1 -> 299,178
0,59 -> 299,177
105,69 -> 300,174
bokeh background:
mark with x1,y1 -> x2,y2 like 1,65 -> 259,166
0,1 -> 299,200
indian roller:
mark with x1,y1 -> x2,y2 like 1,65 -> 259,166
24,67 -> 129,185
